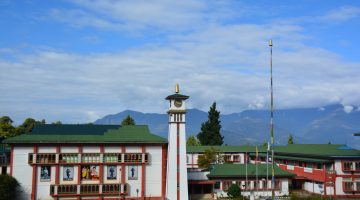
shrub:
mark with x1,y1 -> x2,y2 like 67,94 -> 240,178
227,183 -> 241,198
0,174 -> 19,200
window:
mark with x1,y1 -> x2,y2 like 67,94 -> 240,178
103,153 -> 119,163
356,182 -> 360,191
224,155 -> 232,162
214,181 -> 221,189
316,163 -> 323,170
36,154 -> 56,164
222,181 -> 232,191
244,181 -> 251,190
355,162 -> 360,171
343,162 -> 353,171
80,184 -> 99,194
233,155 -> 240,162
28,154 -> 34,164
81,154 -> 100,163
57,185 -> 77,195
274,180 -> 281,189
263,180 -> 268,189
305,162 -> 312,168
124,153 -> 142,163
103,184 -> 120,193
254,181 -> 260,189
344,181 -> 354,192
59,154 -> 78,163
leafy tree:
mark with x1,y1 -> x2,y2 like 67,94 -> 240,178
52,121 -> 62,125
227,183 -> 242,198
20,118 -> 36,132
288,134 -> 294,144
197,102 -> 224,145
121,115 -> 135,125
0,116 -> 16,138
0,174 -> 19,200
186,136 -> 200,146
197,147 -> 223,169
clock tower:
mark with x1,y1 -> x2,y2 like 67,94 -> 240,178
165,84 -> 189,200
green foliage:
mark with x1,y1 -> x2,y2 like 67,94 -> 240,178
121,115 -> 136,126
227,183 -> 241,198
0,116 -> 17,138
197,147 -> 222,169
197,102 -> 224,145
288,134 -> 294,144
52,121 -> 62,125
0,174 -> 19,200
186,136 -> 200,146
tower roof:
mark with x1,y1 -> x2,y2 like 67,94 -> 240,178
165,93 -> 189,100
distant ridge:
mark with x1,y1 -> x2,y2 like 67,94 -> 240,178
94,104 -> 360,148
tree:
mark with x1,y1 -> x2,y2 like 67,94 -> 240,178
52,121 -> 62,125
0,174 -> 19,200
197,102 -> 224,145
227,183 -> 242,198
197,147 -> 223,169
20,118 -> 36,132
288,134 -> 294,144
0,116 -> 16,138
121,115 -> 135,125
186,136 -> 200,146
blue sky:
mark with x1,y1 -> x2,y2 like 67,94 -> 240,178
1,0 -> 360,124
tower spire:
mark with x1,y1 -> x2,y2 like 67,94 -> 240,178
175,83 -> 179,93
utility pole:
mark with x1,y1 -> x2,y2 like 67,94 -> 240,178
269,39 -> 276,200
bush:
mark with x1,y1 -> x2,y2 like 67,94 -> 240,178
227,183 -> 241,198
0,174 -> 19,200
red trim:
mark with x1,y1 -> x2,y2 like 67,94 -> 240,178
55,145 -> 60,184
141,146 -> 146,197
9,145 -> 14,176
31,145 -> 38,200
121,146 -> 125,184
333,163 -> 336,196
161,144 -> 167,197
77,146 -> 82,185
323,164 -> 327,195
99,146 -> 104,184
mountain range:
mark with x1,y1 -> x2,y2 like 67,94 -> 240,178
94,104 -> 360,148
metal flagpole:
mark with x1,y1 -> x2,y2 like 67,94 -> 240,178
245,151 -> 248,192
256,146 -> 259,194
266,142 -> 269,190
269,39 -> 276,200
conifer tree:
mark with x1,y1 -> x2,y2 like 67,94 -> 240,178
197,102 -> 224,145
288,134 -> 294,144
186,136 -> 200,146
121,115 -> 136,125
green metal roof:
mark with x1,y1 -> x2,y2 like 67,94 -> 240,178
251,153 -> 331,163
187,145 -> 266,153
274,144 -> 360,158
207,163 -> 295,179
3,124 -> 167,144
187,144 -> 360,159
165,93 -> 189,100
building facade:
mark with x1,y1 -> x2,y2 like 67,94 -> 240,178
5,125 -> 167,200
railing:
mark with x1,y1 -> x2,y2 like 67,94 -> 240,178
50,183 -> 128,196
28,153 -> 149,165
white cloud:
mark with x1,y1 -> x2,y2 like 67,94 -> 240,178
320,6 -> 360,22
343,105 -> 354,114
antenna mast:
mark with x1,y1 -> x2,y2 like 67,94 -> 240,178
269,39 -> 275,200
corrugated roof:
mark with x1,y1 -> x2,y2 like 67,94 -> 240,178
207,163 -> 295,179
187,144 -> 360,158
3,124 -> 167,144
251,153 -> 331,163
274,144 -> 360,158
187,145 -> 265,153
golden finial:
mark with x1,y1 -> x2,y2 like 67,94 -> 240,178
269,39 -> 273,47
175,83 -> 179,93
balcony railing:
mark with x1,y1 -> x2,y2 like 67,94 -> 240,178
50,183 -> 128,196
28,153 -> 149,165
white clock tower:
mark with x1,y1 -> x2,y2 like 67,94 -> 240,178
165,84 -> 189,200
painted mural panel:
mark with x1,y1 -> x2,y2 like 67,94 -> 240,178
128,165 -> 138,180
40,166 -> 51,182
63,166 -> 74,181
81,165 -> 99,180
107,165 -> 117,180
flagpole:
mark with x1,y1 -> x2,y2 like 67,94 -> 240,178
245,151 -> 248,192
269,39 -> 275,200
256,146 -> 258,195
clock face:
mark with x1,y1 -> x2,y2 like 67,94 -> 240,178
174,100 -> 182,108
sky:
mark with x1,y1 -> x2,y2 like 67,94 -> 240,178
1,0 -> 360,124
